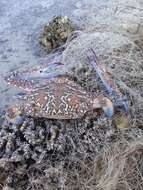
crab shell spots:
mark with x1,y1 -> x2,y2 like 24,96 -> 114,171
35,91 -> 48,107
67,95 -> 80,108
15,80 -> 34,91
6,75 -> 35,92
18,77 -> 94,119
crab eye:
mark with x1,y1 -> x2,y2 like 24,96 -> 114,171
12,72 -> 17,77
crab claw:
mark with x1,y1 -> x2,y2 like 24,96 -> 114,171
102,98 -> 114,117
93,96 -> 114,117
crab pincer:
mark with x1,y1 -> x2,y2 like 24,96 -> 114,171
4,61 -> 66,92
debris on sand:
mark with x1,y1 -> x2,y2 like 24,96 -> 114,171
39,16 -> 75,52
113,112 -> 129,129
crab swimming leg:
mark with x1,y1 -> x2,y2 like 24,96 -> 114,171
87,48 -> 128,113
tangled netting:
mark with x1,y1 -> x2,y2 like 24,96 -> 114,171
0,0 -> 143,190
62,30 -> 143,128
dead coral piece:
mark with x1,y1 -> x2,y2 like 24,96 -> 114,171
39,16 -> 75,51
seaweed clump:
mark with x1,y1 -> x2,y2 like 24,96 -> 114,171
39,16 -> 75,52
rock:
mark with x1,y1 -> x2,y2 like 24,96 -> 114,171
39,16 -> 75,51
113,113 -> 129,129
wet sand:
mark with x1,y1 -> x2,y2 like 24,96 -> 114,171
0,0 -> 81,109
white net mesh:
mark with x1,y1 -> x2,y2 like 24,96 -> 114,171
1,1 -> 143,190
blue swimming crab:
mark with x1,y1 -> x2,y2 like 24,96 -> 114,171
4,49 -> 128,124
5,76 -> 113,124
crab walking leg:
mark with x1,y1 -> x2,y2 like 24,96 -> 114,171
87,49 -> 117,96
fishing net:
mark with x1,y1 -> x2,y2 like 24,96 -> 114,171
1,0 -> 143,190
61,0 -> 143,128
53,1 -> 143,189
